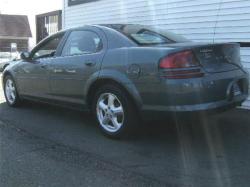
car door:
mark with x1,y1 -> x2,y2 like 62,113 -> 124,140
16,32 -> 65,98
48,28 -> 107,105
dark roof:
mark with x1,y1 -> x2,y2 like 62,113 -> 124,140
0,14 -> 32,38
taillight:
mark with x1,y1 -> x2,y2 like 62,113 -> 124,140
159,50 -> 204,79
159,50 -> 199,69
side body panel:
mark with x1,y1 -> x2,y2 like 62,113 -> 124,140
47,27 -> 108,105
98,47 -> 174,110
14,59 -> 50,97
99,45 -> 249,113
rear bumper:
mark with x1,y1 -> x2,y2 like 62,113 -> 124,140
142,93 -> 247,112
139,69 -> 249,115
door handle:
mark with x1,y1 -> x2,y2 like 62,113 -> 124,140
54,69 -> 63,73
84,61 -> 96,66
65,69 -> 76,74
40,64 -> 48,69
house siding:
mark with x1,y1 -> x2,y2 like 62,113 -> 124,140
63,0 -> 250,108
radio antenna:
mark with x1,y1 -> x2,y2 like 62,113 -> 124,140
213,0 -> 223,43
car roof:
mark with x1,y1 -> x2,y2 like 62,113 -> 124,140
62,24 -> 141,32
35,24 -> 137,51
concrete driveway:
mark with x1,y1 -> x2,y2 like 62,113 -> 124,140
0,74 -> 250,187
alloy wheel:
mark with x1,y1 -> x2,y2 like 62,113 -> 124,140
5,78 -> 17,105
96,93 -> 124,133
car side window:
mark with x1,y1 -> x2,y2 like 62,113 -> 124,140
61,30 -> 102,56
32,33 -> 64,60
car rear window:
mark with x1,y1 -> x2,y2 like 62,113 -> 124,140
105,24 -> 190,45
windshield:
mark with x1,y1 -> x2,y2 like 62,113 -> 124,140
105,24 -> 190,45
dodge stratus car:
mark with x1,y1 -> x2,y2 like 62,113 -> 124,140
2,24 -> 249,138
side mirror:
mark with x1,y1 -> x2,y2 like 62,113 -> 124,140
20,52 -> 30,61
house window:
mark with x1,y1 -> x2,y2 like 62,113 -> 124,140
68,0 -> 100,6
240,42 -> 250,48
36,11 -> 62,43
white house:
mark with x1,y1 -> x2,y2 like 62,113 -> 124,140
62,0 -> 250,108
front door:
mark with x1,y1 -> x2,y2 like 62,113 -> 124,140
48,29 -> 106,105
16,33 -> 65,98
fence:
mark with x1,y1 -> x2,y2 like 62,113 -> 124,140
0,47 -> 27,63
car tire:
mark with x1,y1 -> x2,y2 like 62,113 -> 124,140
3,75 -> 22,107
92,84 -> 138,138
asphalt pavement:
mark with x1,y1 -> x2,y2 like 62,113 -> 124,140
0,74 -> 250,187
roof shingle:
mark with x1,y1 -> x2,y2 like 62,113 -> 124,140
0,14 -> 32,38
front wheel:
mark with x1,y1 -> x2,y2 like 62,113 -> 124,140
93,84 -> 138,138
3,75 -> 22,107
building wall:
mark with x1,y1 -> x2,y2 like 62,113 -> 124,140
36,10 -> 62,43
0,38 -> 29,52
63,0 -> 250,107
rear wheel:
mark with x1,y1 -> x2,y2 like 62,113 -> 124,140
3,75 -> 22,107
92,84 -> 138,138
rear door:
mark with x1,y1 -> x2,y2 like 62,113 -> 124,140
48,27 -> 106,105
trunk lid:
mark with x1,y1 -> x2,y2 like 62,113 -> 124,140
160,42 -> 243,73
193,43 -> 242,73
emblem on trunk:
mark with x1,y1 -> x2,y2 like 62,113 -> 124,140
200,48 -> 213,53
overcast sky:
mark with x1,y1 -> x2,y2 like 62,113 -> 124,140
0,0 -> 63,47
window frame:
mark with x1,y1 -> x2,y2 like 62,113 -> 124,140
104,24 -> 190,46
129,29 -> 174,45
60,29 -> 103,57
30,32 -> 66,60
120,29 -> 176,46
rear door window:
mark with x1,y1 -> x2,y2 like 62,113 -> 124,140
62,30 -> 102,56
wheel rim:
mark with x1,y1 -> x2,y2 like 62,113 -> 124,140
96,93 -> 124,133
5,79 -> 16,104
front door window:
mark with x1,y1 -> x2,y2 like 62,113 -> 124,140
31,33 -> 64,60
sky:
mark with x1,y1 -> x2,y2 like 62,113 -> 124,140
0,0 -> 63,48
